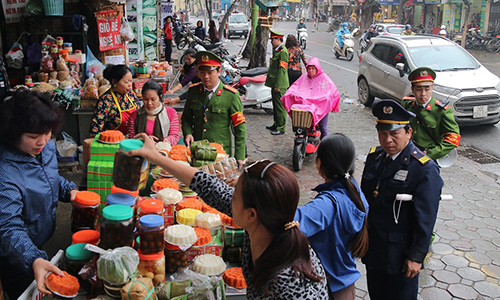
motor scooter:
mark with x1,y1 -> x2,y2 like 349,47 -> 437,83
289,108 -> 321,171
230,67 -> 273,112
332,28 -> 359,61
298,28 -> 308,49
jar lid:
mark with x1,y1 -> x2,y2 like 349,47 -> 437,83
119,139 -> 144,152
63,42 -> 72,46
140,199 -> 163,214
66,243 -> 94,261
103,204 -> 133,221
139,214 -> 164,227
107,193 -> 136,207
138,249 -> 164,260
75,191 -> 100,206
59,49 -> 69,54
72,230 -> 100,245
111,185 -> 139,196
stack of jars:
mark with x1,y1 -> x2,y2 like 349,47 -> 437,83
137,214 -> 166,284
112,139 -> 149,193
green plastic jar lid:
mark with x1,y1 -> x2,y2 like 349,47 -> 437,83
102,204 -> 133,221
119,139 -> 144,152
66,243 -> 94,261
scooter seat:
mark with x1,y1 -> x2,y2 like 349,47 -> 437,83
204,42 -> 223,50
239,75 -> 267,85
240,67 -> 269,77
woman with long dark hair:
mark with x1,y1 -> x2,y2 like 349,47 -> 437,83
165,48 -> 198,95
295,133 -> 369,300
126,133 -> 329,299
208,20 -> 219,43
285,35 -> 307,85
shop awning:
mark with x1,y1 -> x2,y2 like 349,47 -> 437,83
256,0 -> 281,9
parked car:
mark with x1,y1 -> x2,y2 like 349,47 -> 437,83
357,35 -> 500,126
226,13 -> 249,38
375,23 -> 405,36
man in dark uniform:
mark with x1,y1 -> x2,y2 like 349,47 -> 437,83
265,29 -> 289,135
402,67 -> 460,164
181,51 -> 247,168
361,100 -> 443,300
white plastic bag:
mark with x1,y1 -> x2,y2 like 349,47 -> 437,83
85,244 -> 139,285
56,131 -> 78,157
120,17 -> 135,42
6,42 -> 24,69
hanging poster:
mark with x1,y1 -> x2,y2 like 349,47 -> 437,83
1,0 -> 27,23
95,10 -> 124,51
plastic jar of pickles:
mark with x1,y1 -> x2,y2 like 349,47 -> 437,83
71,191 -> 100,233
139,215 -> 165,255
72,230 -> 100,245
139,199 -> 164,218
100,205 -> 135,250
65,243 -> 94,277
113,140 -> 149,191
137,250 -> 165,284
165,243 -> 188,274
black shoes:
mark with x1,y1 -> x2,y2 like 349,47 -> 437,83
266,125 -> 276,130
271,130 -> 285,135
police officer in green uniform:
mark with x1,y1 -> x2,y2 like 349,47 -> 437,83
181,51 -> 247,168
265,29 -> 289,135
401,67 -> 460,163
361,99 -> 443,300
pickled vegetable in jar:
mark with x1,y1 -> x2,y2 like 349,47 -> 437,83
71,191 -> 100,233
165,243 -> 188,274
100,205 -> 135,250
137,250 -> 165,285
139,199 -> 164,218
72,230 -> 100,245
113,139 -> 149,191
65,243 -> 94,277
139,215 -> 165,255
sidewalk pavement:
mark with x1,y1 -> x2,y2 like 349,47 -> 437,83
243,100 -> 500,299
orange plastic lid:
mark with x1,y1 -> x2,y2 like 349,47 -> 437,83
75,191 -> 100,206
140,199 -> 163,214
59,49 -> 69,54
111,185 -> 139,197
72,229 -> 100,245
138,249 -> 164,260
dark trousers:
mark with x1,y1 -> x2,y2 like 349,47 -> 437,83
164,38 -> 172,63
287,69 -> 302,86
0,257 -> 34,300
271,88 -> 287,132
366,269 -> 419,300
318,115 -> 329,139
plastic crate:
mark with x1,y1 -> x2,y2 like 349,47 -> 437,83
43,0 -> 63,16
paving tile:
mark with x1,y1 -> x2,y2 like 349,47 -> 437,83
426,258 -> 446,271
474,281 -> 500,298
450,240 -> 475,252
443,220 -> 468,230
492,238 -> 500,247
464,219 -> 485,228
471,239 -> 498,252
437,230 -> 461,241
457,267 -> 487,281
442,255 -> 469,268
465,252 -> 493,265
452,210 -> 474,219
431,243 -> 455,255
457,200 -> 480,210
481,264 -> 500,279
420,287 -> 453,300
483,217 -> 500,227
457,229 -> 481,239
477,228 -> 500,239
420,272 -> 437,288
448,284 -> 479,299
433,270 -> 462,284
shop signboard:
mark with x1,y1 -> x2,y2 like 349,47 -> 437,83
377,0 -> 398,5
424,0 -> 441,4
95,10 -> 124,52
1,0 -> 27,23
480,0 -> 487,30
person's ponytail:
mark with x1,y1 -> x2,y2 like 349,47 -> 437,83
343,175 -> 369,257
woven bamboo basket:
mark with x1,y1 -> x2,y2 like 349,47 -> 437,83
291,108 -> 313,128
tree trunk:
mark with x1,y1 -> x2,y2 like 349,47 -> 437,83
205,0 -> 213,23
248,24 -> 269,68
460,1 -> 471,48
218,0 -> 241,38
396,0 -> 406,24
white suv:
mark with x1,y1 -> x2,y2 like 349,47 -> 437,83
357,35 -> 500,126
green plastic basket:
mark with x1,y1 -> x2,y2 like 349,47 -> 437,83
43,0 -> 63,16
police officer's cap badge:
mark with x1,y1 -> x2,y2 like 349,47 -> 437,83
383,106 -> 393,114
420,70 -> 428,77
202,55 -> 209,62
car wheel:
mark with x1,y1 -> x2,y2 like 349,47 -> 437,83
358,77 -> 375,106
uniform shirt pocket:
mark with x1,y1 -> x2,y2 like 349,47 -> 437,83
211,106 -> 228,114
424,120 -> 437,129
388,232 -> 407,265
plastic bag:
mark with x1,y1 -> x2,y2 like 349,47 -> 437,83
56,131 -> 78,157
5,43 -> 24,69
82,73 -> 99,100
120,17 -> 135,42
24,0 -> 44,16
157,188 -> 183,205
85,244 -> 139,285
85,46 -> 105,77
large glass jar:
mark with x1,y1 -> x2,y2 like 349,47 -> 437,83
113,139 -> 149,191
72,229 -> 100,246
137,250 -> 166,284
71,191 -> 100,233
107,193 -> 137,221
138,199 -> 164,218
65,243 -> 94,277
100,205 -> 135,250
139,215 -> 165,255
165,243 -> 188,274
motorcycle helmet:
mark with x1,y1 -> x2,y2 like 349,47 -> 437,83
441,24 -> 447,30
405,24 -> 411,30
343,22 -> 349,28
369,24 -> 376,29
439,29 -> 447,36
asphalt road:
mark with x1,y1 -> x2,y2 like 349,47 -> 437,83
229,20 -> 500,160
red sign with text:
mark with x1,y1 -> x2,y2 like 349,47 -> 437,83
95,10 -> 123,51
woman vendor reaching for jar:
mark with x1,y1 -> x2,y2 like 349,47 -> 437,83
126,80 -> 180,145
0,89 -> 79,299
127,133 -> 329,300
90,64 -> 140,137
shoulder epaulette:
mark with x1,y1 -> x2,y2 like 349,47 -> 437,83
368,146 -> 383,155
223,85 -> 238,94
435,100 -> 450,110
189,82 -> 202,88
411,149 -> 431,165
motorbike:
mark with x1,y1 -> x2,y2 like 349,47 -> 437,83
229,67 -> 273,112
290,108 -> 321,171
298,28 -> 308,49
332,28 -> 358,61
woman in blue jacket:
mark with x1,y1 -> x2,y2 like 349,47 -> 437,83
295,133 -> 369,300
194,20 -> 207,41
0,89 -> 78,299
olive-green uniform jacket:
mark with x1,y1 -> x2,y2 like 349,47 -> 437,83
182,81 -> 247,160
265,44 -> 290,89
402,96 -> 460,161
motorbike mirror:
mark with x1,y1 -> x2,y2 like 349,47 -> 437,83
396,63 -> 405,77
352,28 -> 359,34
